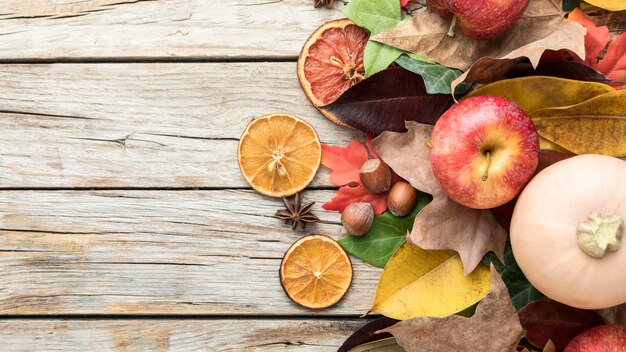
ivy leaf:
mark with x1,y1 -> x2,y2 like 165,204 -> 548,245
518,299 -> 604,351
343,0 -> 404,77
339,194 -> 429,268
562,0 -> 581,11
483,241 -> 545,310
323,67 -> 453,136
395,54 -> 469,94
320,140 -> 389,215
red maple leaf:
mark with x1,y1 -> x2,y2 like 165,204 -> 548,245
568,8 -> 626,87
321,139 -> 389,215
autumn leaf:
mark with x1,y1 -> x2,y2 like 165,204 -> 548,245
321,140 -> 389,215
568,8 -> 610,66
338,194 -> 429,268
322,67 -> 453,136
465,76 -> 614,114
584,0 -> 626,11
338,317 -> 398,352
518,299 -> 605,351
379,266 -> 524,351
506,61 -> 614,84
530,90 -> 626,156
321,140 -> 368,187
369,242 -> 491,320
372,122 -> 507,274
568,7 -> 626,85
450,21 -> 586,95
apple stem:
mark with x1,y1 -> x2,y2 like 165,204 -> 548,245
447,16 -> 457,38
481,151 -> 491,182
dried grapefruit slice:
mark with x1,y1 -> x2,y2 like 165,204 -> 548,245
280,234 -> 353,309
297,19 -> 369,125
238,113 -> 321,198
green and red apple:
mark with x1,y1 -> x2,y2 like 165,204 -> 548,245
430,95 -> 539,209
427,0 -> 530,39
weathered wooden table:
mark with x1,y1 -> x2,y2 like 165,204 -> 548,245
0,1 -> 381,350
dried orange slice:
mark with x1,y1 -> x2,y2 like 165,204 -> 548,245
238,113 -> 321,198
280,234 -> 353,309
297,19 -> 369,125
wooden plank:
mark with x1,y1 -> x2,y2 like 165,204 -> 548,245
0,0 -> 343,60
0,63 -> 361,188
0,190 -> 382,315
0,318 -> 367,351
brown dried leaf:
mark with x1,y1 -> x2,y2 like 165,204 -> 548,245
379,266 -> 523,352
372,122 -> 507,274
372,0 -> 582,70
451,22 -> 587,94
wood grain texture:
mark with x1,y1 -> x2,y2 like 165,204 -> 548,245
0,0 -> 343,60
0,63 -> 361,188
0,318 -> 367,351
0,189 -> 382,315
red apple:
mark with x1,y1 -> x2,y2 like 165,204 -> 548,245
426,0 -> 530,39
565,325 -> 626,352
430,95 -> 539,209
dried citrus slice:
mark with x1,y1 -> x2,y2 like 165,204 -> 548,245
280,234 -> 353,309
238,113 -> 321,198
297,19 -> 369,125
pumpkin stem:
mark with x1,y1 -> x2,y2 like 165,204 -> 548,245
576,212 -> 624,258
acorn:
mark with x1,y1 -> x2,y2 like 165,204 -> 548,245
387,181 -> 417,217
359,158 -> 391,194
341,202 -> 374,236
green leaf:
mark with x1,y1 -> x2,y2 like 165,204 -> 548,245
562,0 -> 581,11
396,54 -> 470,94
364,41 -> 404,78
343,0 -> 404,78
483,241 -> 545,310
342,0 -> 400,35
338,192 -> 430,268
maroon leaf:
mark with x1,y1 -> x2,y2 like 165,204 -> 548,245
322,67 -> 454,135
518,299 -> 605,351
506,61 -> 619,84
338,317 -> 399,352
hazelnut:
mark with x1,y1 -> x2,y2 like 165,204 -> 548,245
341,202 -> 374,236
359,158 -> 391,194
387,181 -> 417,217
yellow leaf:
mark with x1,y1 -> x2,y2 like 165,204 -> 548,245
584,0 -> 626,11
369,242 -> 491,320
465,76 -> 614,114
531,90 -> 626,157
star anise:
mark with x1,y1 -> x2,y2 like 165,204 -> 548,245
314,0 -> 334,9
274,193 -> 320,231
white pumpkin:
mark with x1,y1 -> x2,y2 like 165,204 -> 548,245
510,154 -> 626,309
